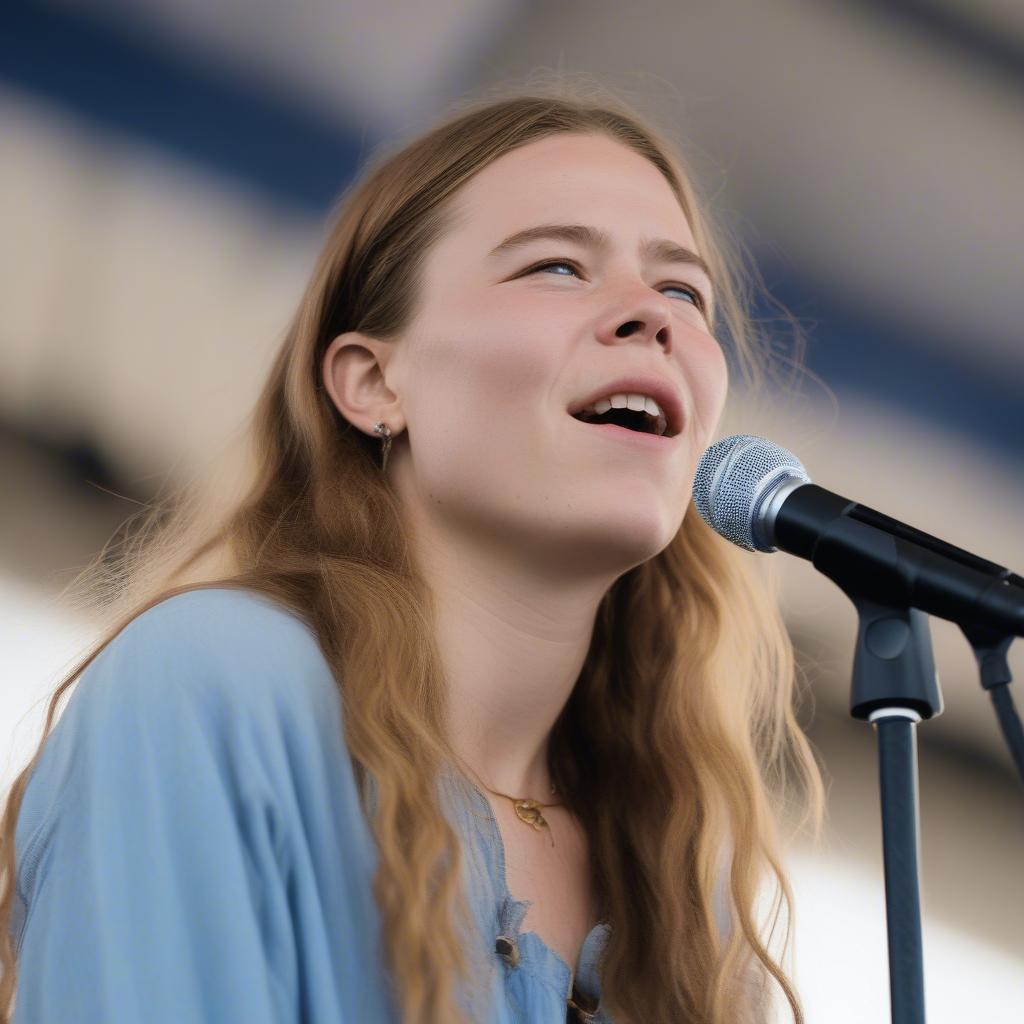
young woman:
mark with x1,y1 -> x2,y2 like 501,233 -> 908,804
0,84 -> 823,1023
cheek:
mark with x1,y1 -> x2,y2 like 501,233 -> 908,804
680,335 -> 729,438
403,311 -> 566,460
421,301 -> 565,405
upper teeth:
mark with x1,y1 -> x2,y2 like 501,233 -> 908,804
579,392 -> 663,418
574,392 -> 669,436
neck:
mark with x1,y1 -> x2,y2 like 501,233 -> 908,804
414,529 -> 614,801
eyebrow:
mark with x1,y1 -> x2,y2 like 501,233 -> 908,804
486,222 -> 714,290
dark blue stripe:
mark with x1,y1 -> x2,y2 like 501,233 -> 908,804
848,0 -> 1024,87
749,263 -> 1022,465
0,4 -> 367,213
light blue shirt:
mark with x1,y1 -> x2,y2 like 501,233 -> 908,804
11,587 -> 615,1022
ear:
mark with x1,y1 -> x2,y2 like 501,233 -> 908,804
321,331 -> 403,435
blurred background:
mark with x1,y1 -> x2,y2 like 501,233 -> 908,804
2,1 -> 1022,1019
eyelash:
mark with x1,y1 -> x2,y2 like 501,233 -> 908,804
524,258 -> 707,312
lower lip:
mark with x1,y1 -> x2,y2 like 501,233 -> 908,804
569,416 -> 677,448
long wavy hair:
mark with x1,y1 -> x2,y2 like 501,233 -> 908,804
0,79 -> 824,1024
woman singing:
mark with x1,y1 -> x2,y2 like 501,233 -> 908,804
0,83 -> 823,1023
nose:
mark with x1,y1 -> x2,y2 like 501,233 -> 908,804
596,285 -> 674,354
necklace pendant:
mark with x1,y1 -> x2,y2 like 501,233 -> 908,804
512,798 -> 548,831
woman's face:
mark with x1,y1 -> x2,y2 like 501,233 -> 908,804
383,131 -> 729,578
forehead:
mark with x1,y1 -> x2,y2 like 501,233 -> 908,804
444,132 -> 696,251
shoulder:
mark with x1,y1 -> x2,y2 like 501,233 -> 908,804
85,585 -> 338,723
15,587 -> 348,890
27,586 -> 345,819
107,585 -> 325,677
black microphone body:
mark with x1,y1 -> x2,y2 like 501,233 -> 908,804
767,482 -> 1024,638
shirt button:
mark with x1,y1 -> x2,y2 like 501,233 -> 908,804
494,933 -> 520,967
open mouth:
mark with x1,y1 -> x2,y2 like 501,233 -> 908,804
570,406 -> 667,436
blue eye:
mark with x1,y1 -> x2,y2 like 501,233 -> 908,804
526,259 -> 706,312
532,260 -> 578,278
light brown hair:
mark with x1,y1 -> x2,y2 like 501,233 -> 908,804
0,78 -> 823,1023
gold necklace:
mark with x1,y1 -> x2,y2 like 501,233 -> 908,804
461,763 -> 563,847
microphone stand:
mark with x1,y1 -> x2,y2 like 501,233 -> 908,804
778,491 -> 1024,1024
814,517 -> 944,1024
850,598 -> 939,1024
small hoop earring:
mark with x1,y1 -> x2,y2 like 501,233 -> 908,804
372,422 -> 393,473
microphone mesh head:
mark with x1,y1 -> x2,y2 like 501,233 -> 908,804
692,434 -> 810,551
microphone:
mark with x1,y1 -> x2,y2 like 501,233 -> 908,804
692,434 -> 1024,638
